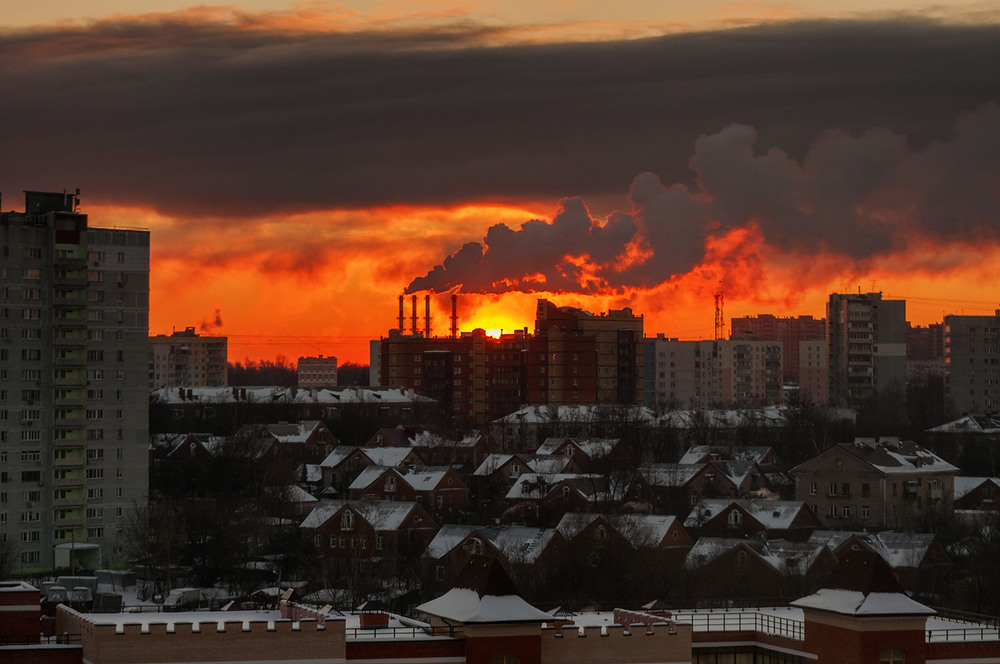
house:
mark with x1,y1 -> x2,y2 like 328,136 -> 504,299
635,460 -> 774,510
470,453 -> 576,516
348,466 -> 469,519
683,498 -> 821,539
535,437 -> 632,471
807,530 -> 953,603
954,476 -> 1000,511
300,499 -> 437,562
319,445 -> 422,496
421,524 -> 563,599
365,426 -> 497,470
236,420 -> 340,465
790,437 -> 959,530
504,473 -> 622,526
684,537 -> 837,603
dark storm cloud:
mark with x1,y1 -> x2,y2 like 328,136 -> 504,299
407,104 -> 1000,293
1,17 -> 998,218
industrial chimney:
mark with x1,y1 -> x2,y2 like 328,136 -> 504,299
424,294 -> 431,338
411,295 -> 418,335
451,293 -> 458,339
398,294 -> 405,333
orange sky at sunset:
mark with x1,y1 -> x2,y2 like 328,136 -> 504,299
4,1 -> 999,367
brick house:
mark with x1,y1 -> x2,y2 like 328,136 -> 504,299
319,446 -> 422,496
954,476 -> 1000,510
300,499 -> 437,561
365,426 -> 497,471
348,466 -> 469,519
683,498 -> 822,540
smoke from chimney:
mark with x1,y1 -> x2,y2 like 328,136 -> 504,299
404,106 -> 1000,297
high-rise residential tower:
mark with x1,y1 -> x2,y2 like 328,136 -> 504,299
1,191 -> 149,571
827,292 -> 906,406
944,311 -> 1000,415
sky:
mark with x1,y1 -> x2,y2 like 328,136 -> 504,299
3,1 -> 1000,364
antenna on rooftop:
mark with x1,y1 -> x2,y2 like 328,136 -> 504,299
714,285 -> 725,340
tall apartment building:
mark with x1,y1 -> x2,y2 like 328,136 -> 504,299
944,311 -> 1000,415
1,191 -> 149,571
644,336 -> 782,410
149,327 -> 227,389
297,355 -> 338,388
798,339 -> 828,405
827,292 -> 907,406
730,314 -> 825,384
534,299 -> 643,404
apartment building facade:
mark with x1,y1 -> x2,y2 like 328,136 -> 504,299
297,355 -> 338,388
1,191 -> 149,571
149,327 -> 227,388
644,337 -> 782,410
730,314 -> 825,383
827,292 -> 906,406
944,311 -> 1000,415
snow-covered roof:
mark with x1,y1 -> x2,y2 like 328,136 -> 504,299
402,467 -> 453,490
792,588 -> 934,616
955,476 -> 1000,500
536,437 -> 620,459
493,404 -> 656,425
473,454 -> 515,476
659,407 -> 789,429
685,499 -> 810,530
808,531 -> 937,569
685,537 -> 828,575
319,446 -> 357,468
417,587 -> 552,624
348,466 -> 392,491
839,439 -> 959,475
365,447 -> 418,467
927,414 -> 1000,434
505,474 -> 606,501
639,464 -> 704,487
299,500 -> 424,531
263,421 -> 322,444
556,513 -> 681,548
424,525 -> 480,559
679,445 -> 774,465
151,385 -> 434,405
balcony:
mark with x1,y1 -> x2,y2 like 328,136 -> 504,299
55,456 -> 85,469
54,496 -> 85,509
54,476 -> 84,488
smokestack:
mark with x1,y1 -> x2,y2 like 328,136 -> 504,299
424,294 -> 431,338
451,293 -> 458,339
398,294 -> 405,333
411,295 -> 418,335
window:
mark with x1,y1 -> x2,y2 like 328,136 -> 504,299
342,510 -> 354,530
861,505 -> 870,519
809,482 -> 817,496
879,650 -> 905,664
728,509 -> 743,528
862,483 -> 870,497
842,506 -> 851,519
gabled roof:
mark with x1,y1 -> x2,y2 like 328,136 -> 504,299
505,473 -> 608,502
679,445 -> 775,465
639,464 -> 704,487
472,453 -> 574,477
927,414 -> 1000,434
423,525 -> 558,564
793,439 -> 959,476
349,466 -> 394,491
299,499 -> 429,531
685,499 -> 812,530
261,421 -> 324,444
556,513 -> 682,548
319,445 -> 359,468
536,437 -> 619,459
792,551 -> 935,617
685,537 -> 830,575
954,476 -> 1000,500
416,557 -> 552,624
808,530 -> 939,569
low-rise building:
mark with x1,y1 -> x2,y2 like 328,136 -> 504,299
790,437 -> 959,530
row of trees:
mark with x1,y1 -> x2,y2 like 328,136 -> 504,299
226,357 -> 370,388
